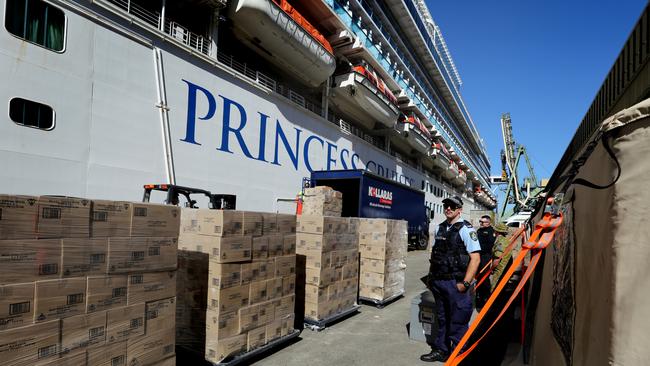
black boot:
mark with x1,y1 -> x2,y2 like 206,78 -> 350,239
420,349 -> 448,362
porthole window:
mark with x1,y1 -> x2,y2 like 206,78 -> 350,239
5,0 -> 65,52
9,97 -> 55,130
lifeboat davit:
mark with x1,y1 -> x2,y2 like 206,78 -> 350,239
229,0 -> 336,87
330,63 -> 400,129
396,114 -> 433,155
431,142 -> 451,172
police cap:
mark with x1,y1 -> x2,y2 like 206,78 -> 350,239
442,195 -> 463,208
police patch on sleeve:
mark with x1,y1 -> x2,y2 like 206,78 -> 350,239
470,231 -> 478,241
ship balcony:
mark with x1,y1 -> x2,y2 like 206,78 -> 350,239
395,115 -> 432,155
330,68 -> 400,129
430,143 -> 451,172
228,0 -> 336,87
448,147 -> 461,163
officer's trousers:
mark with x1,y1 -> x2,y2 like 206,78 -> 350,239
429,279 -> 474,354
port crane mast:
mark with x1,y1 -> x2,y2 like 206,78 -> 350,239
492,113 -> 542,220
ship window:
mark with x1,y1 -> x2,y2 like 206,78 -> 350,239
9,97 -> 55,130
5,0 -> 65,52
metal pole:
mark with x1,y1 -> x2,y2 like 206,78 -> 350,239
159,0 -> 166,32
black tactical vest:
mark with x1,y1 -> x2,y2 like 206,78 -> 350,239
429,220 -> 471,281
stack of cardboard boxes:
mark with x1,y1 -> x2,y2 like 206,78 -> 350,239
358,219 -> 408,302
296,215 -> 359,322
0,195 -> 179,366
176,209 -> 297,364
301,187 -> 342,216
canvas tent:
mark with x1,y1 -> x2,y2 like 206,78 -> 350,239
524,98 -> 650,365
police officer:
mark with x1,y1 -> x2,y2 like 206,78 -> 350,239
420,195 -> 481,362
475,215 -> 496,309
490,222 -> 511,291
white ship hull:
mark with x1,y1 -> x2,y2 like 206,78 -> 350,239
0,0 -> 484,217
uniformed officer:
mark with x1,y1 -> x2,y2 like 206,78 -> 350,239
475,215 -> 496,309
490,222 -> 511,291
420,195 -> 481,362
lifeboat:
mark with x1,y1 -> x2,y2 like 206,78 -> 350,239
452,169 -> 467,187
431,142 -> 451,171
330,63 -> 400,129
442,161 -> 460,181
396,114 -> 433,155
228,0 -> 336,87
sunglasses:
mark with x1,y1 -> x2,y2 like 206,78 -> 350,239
443,204 -> 459,210
479,220 -> 489,224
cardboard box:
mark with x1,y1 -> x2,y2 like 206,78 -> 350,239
265,318 -> 282,342
145,297 -> 175,334
360,258 -> 405,274
274,295 -> 294,318
249,280 -> 267,304
0,320 -> 60,365
280,314 -> 294,337
282,275 -> 296,296
208,262 -> 242,289
127,271 -> 176,305
205,310 -> 239,340
267,234 -> 284,257
304,284 -> 327,305
341,262 -> 359,280
327,283 -> 341,301
61,238 -> 108,277
0,282 -> 34,331
283,234 -> 296,255
127,328 -> 175,366
91,200 -> 132,237
197,210 -> 242,236
297,216 -> 348,234
341,278 -> 358,295
206,333 -> 246,363
303,300 -> 334,321
304,267 -> 337,287
0,238 -> 61,284
208,236 -> 253,263
129,203 -> 180,238
274,255 -> 296,277
0,195 -> 37,239
106,303 -> 145,344
266,278 -> 283,300
261,213 -> 278,234
35,278 -> 87,322
242,211 -> 263,236
36,196 -> 91,238
107,237 -> 177,273
239,304 -> 259,333
295,232 -> 337,252
257,300 -> 274,325
87,340 -> 127,366
152,355 -> 176,366
240,262 -> 254,284
180,208 -> 200,235
42,352 -> 86,366
360,270 -> 405,288
276,214 -> 296,234
247,325 -> 267,351
302,249 -> 330,269
207,284 -> 250,313
61,311 -> 107,355
359,283 -> 403,301
258,259 -> 274,281
87,275 -> 128,313
252,236 -> 269,260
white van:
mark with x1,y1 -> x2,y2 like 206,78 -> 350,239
505,211 -> 532,228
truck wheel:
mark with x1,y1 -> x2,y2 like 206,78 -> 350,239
417,237 -> 428,250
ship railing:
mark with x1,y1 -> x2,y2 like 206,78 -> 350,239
107,0 -> 160,27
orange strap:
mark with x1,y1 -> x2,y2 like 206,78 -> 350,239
475,227 -> 526,289
445,213 -> 563,366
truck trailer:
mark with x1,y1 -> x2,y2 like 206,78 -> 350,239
308,169 -> 431,249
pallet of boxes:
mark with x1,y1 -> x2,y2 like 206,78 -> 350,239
296,186 -> 360,329
358,219 -> 408,306
0,195 -> 179,366
176,209 -> 298,364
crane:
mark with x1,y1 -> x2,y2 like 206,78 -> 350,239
494,113 -> 543,220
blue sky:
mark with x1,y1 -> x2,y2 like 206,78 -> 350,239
426,0 -> 647,184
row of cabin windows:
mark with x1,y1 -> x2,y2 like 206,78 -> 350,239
422,181 -> 449,198
4,0 -> 62,130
